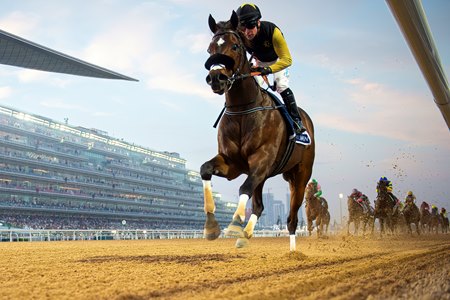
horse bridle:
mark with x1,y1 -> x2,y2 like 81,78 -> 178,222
206,29 -> 249,91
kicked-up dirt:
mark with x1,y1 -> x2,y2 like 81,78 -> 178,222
0,233 -> 448,299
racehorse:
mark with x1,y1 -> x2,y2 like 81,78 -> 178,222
420,202 -> 431,232
304,186 -> 330,238
347,196 -> 373,235
440,210 -> 449,234
402,202 -> 421,235
201,11 -> 315,251
430,211 -> 440,234
372,180 -> 396,236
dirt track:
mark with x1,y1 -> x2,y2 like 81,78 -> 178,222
0,234 -> 449,299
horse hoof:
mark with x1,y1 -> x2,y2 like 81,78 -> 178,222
224,218 -> 244,238
235,238 -> 249,248
204,227 -> 221,240
204,213 -> 221,240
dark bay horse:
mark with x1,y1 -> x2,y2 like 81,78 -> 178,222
304,186 -> 330,237
347,196 -> 373,235
201,11 -> 315,251
420,202 -> 432,232
402,202 -> 421,235
372,180 -> 396,236
440,211 -> 449,233
430,210 -> 440,234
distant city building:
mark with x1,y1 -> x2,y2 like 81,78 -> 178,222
0,104 -> 234,230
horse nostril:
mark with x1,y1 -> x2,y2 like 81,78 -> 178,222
206,75 -> 212,85
218,73 -> 228,82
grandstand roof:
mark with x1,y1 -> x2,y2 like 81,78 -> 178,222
0,29 -> 138,81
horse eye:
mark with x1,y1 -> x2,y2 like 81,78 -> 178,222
231,44 -> 239,51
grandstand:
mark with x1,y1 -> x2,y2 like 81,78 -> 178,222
0,104 -> 235,230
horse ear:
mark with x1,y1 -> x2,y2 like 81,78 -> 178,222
230,10 -> 238,30
208,14 -> 217,33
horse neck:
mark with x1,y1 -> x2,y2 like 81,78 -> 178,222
226,76 -> 261,107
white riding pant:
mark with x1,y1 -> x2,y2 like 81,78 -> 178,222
253,59 -> 290,94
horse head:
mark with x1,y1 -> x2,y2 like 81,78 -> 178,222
205,11 -> 250,95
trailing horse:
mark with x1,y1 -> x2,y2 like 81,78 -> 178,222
201,11 -> 315,251
430,212 -> 440,234
402,202 -> 421,235
440,211 -> 449,234
304,186 -> 330,237
420,202 -> 432,232
347,196 -> 373,235
372,180 -> 397,236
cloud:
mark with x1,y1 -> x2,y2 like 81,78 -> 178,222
316,78 -> 449,147
40,99 -> 87,112
92,111 -> 116,117
0,86 -> 13,99
0,11 -> 40,36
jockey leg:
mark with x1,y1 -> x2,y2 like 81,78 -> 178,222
280,88 -> 305,134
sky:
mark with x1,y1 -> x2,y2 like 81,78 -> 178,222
0,0 -> 449,223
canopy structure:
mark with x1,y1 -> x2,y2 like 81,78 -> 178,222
386,0 -> 450,129
0,29 -> 138,81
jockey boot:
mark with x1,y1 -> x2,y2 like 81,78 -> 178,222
280,88 -> 305,135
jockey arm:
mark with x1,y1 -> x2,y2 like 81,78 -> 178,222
314,184 -> 322,198
269,27 -> 292,73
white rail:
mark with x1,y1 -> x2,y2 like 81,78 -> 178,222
0,228 -> 317,242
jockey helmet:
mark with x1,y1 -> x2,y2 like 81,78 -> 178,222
352,188 -> 358,194
311,178 -> 317,185
379,176 -> 388,182
407,191 -> 413,196
236,3 -> 262,27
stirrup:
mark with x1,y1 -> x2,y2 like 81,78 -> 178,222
294,119 -> 305,134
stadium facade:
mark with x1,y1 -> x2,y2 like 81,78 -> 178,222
0,104 -> 234,230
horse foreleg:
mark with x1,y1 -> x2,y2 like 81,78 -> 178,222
200,154 -> 234,240
223,193 -> 248,238
241,184 -> 264,240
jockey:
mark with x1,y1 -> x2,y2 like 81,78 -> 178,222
404,191 -> 416,206
431,205 -> 438,216
350,188 -> 369,213
350,188 -> 362,200
359,194 -> 371,213
421,201 -> 430,211
307,178 -> 322,199
236,3 -> 305,135
377,176 -> 398,205
440,207 -> 448,218
311,178 -> 322,198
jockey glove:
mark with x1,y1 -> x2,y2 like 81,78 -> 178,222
251,66 -> 272,75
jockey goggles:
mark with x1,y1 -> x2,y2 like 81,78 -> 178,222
240,20 -> 258,30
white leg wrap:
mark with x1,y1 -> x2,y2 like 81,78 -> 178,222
290,234 -> 296,252
234,194 -> 249,222
248,214 -> 258,229
202,180 -> 215,213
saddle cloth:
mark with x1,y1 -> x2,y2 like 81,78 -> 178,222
265,89 -> 311,145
